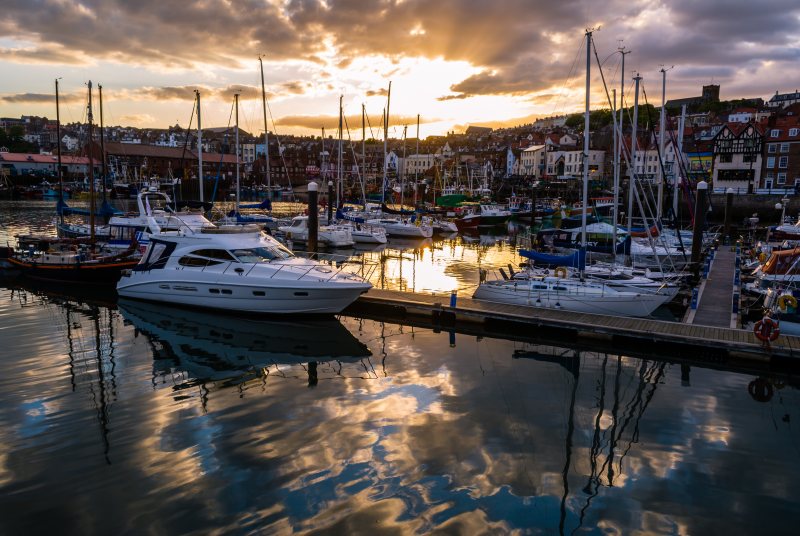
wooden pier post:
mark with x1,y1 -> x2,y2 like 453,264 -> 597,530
724,187 -> 734,243
308,181 -> 319,253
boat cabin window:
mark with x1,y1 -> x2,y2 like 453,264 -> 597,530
231,244 -> 294,263
178,256 -> 225,267
189,249 -> 236,261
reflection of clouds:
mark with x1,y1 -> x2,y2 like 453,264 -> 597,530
3,292 -> 800,534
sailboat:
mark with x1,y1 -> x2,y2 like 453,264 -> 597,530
8,81 -> 140,284
473,31 -> 670,317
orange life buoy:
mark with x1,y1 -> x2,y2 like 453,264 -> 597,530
754,317 -> 780,342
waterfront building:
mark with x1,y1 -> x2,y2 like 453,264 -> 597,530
711,122 -> 764,193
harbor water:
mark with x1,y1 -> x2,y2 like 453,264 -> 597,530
1,201 -> 799,534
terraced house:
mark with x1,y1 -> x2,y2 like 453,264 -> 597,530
763,106 -> 800,191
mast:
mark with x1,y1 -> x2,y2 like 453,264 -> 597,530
234,93 -> 240,212
657,67 -> 671,220
415,114 -> 420,207
259,56 -> 271,192
617,46 -> 629,233
362,103 -> 366,206
196,90 -> 203,202
382,81 -> 391,205
55,78 -> 64,219
581,30 -> 592,259
400,124 -> 407,208
674,104 -> 687,218
98,84 -> 107,204
338,94 -> 343,210
87,81 -> 96,242
627,73 -> 642,236
612,88 -> 618,253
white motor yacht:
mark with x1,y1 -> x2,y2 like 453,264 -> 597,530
473,275 -> 670,317
116,224 -> 372,314
278,215 -> 354,247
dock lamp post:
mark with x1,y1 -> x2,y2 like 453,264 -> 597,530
724,187 -> 734,243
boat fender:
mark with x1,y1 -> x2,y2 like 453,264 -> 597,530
554,267 -> 568,279
286,231 -> 292,239
777,294 -> 797,312
748,378 -> 774,402
758,252 -> 767,263
753,316 -> 780,342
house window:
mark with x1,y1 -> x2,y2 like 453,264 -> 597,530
780,143 -> 790,152
743,154 -> 757,163
778,172 -> 787,184
767,156 -> 776,168
768,143 -> 777,153
771,129 -> 781,138
779,156 -> 789,168
790,128 -> 799,137
720,154 -> 733,163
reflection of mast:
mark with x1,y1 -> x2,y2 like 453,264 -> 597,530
559,351 -> 580,536
89,306 -> 112,464
576,354 -> 609,529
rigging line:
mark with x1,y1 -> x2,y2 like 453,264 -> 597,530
549,35 -> 587,118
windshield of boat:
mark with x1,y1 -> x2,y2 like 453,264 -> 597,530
231,244 -> 294,263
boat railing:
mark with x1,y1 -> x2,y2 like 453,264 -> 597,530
213,252 -> 378,282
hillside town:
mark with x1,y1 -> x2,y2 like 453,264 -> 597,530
2,85 -> 800,203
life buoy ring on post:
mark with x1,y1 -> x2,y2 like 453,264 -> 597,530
778,294 -> 798,312
554,267 -> 568,279
754,316 -> 780,342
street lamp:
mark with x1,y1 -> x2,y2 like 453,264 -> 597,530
776,197 -> 790,225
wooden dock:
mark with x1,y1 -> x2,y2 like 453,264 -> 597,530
347,287 -> 799,363
688,247 -> 739,328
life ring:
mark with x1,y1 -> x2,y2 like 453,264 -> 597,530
748,378 -> 774,402
754,317 -> 780,342
554,267 -> 568,278
758,252 -> 767,263
778,294 -> 798,312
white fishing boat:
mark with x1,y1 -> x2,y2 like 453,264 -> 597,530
278,215 -> 354,248
116,223 -> 372,314
514,264 -> 680,298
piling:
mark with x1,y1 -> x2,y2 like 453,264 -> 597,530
327,180 -> 334,224
308,181 -> 319,253
691,180 -> 708,279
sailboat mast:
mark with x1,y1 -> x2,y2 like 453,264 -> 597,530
382,81 -> 391,205
415,114 -> 420,206
627,74 -> 642,235
98,84 -> 107,204
87,81 -> 96,242
338,94 -> 343,210
674,104 -> 686,217
400,125 -> 407,208
581,30 -> 592,251
55,78 -> 63,212
612,88 -> 618,252
657,67 -> 669,220
234,93 -> 240,212
259,56 -> 271,192
361,104 -> 367,207
196,90 -> 203,202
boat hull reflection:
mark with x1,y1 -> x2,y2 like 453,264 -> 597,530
118,299 -> 371,382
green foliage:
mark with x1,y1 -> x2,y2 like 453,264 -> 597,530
0,127 -> 38,153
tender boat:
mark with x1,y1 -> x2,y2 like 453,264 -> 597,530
116,224 -> 372,314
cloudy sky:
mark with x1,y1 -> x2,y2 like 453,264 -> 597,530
1,0 -> 799,137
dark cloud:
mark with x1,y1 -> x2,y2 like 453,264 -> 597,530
1,0 -> 799,104
0,92 -> 84,104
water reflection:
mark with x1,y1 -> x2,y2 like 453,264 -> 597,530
0,283 -> 799,534
119,299 -> 372,396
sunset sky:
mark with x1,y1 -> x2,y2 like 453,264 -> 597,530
1,0 -> 799,138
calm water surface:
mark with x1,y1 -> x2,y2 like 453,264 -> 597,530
1,200 -> 799,534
